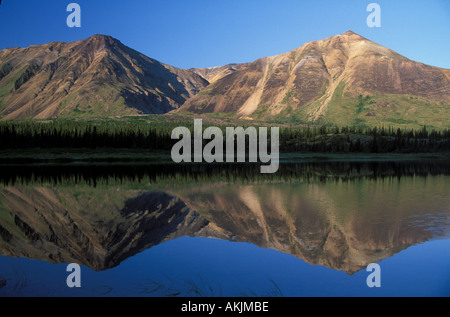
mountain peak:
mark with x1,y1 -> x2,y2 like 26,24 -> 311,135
337,30 -> 368,42
84,34 -> 118,45
0,35 -> 209,120
342,30 -> 357,36
89,34 -> 114,40
181,32 -> 450,126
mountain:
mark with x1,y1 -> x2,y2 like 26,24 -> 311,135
171,181 -> 449,274
1,31 -> 449,128
0,187 -> 218,271
179,31 -> 450,129
0,34 -> 208,120
189,63 -> 247,84
1,178 -> 448,274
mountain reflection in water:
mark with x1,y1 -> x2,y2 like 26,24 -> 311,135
0,161 -> 449,275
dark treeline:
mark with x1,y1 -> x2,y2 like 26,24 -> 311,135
2,161 -> 450,187
0,120 -> 175,150
278,125 -> 450,153
1,120 -> 450,153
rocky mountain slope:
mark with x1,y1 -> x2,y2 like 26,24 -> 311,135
0,35 -> 209,120
1,181 -> 447,274
189,63 -> 247,84
179,31 -> 450,128
1,31 -> 449,127
0,187 -> 218,270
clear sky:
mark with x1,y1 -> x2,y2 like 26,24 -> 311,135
0,0 -> 449,69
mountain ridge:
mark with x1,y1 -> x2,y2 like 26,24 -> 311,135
1,32 -> 449,128
0,34 -> 209,120
189,63 -> 248,84
1,182 -> 446,274
179,30 -> 450,128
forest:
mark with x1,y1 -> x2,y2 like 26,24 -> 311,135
0,118 -> 450,153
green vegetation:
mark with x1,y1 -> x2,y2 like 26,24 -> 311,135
356,95 -> 374,114
281,91 -> 293,104
197,88 -> 213,97
267,82 -> 450,130
56,84 -> 137,119
14,64 -> 40,91
0,65 -> 26,98
252,104 -> 270,119
266,63 -> 275,80
202,111 -> 237,119
0,117 -> 449,154
73,104 -> 86,114
0,63 -> 13,81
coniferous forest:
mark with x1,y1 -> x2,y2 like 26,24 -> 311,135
0,119 -> 450,153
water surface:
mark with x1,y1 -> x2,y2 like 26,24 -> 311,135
0,161 -> 449,297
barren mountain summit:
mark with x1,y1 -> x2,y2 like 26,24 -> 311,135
179,31 -> 450,128
0,34 -> 208,120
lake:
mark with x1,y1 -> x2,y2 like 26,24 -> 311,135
0,159 -> 449,297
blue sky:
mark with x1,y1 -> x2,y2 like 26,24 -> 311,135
0,0 -> 449,69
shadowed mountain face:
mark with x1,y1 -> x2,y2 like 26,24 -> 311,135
0,175 -> 449,274
179,31 -> 450,127
0,187 -> 217,271
0,34 -> 208,120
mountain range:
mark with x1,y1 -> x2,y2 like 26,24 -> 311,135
1,182 -> 447,274
0,31 -> 449,128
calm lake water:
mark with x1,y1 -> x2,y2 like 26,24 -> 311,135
0,160 -> 449,297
